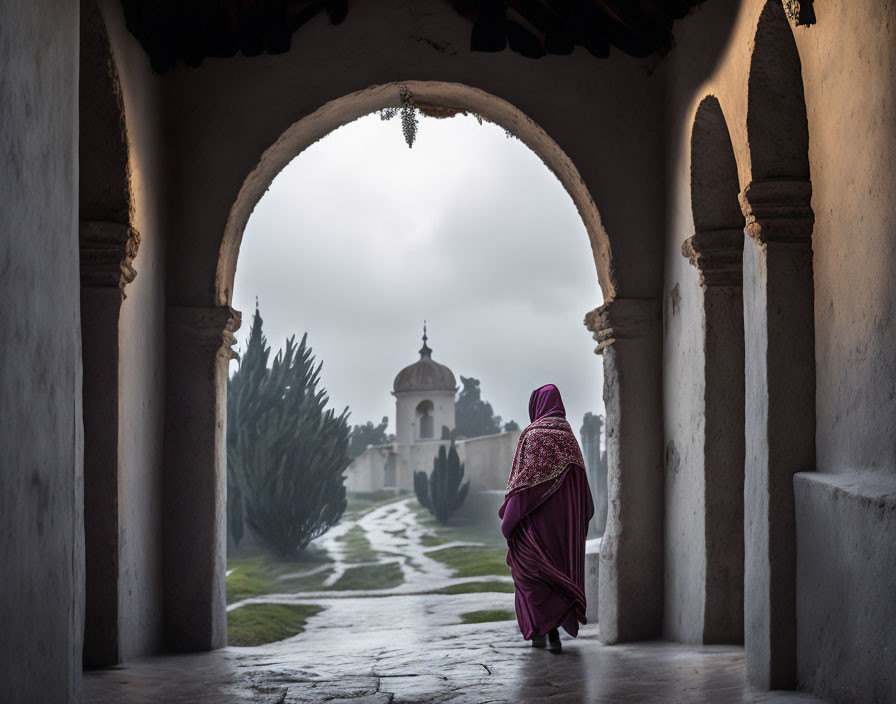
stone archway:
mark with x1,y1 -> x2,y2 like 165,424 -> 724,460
155,81 -> 666,652
740,0 -> 814,689
78,0 -> 140,668
680,95 -> 745,645
216,81 -> 615,306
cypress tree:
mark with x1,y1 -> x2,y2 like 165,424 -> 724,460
226,302 -> 270,547
227,304 -> 349,558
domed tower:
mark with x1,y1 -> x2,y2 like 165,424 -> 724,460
392,324 -> 457,445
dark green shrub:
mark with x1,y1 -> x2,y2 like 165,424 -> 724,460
414,440 -> 470,524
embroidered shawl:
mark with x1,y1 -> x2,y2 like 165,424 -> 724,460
505,415 -> 585,498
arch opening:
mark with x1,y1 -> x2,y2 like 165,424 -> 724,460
216,81 -> 614,307
415,400 -> 435,440
682,94 -> 746,645
219,94 -> 610,652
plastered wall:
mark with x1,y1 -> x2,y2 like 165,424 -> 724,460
0,1 -> 83,701
98,0 -> 168,660
663,0 -> 896,698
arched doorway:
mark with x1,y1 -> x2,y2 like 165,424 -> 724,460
154,81 -> 667,652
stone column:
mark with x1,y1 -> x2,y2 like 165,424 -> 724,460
681,229 -> 745,644
163,305 -> 240,652
80,220 -> 140,667
739,179 -> 815,689
585,298 -> 663,643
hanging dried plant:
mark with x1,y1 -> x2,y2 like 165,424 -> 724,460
399,84 -> 418,148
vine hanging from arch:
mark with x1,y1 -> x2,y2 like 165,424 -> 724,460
377,84 -> 518,149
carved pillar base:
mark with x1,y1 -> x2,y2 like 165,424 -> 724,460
585,298 -> 663,643
740,179 -> 815,689
681,228 -> 746,645
163,305 -> 240,652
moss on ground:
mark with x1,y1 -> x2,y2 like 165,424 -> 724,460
425,545 -> 510,578
459,609 -> 515,624
226,549 -> 332,604
419,533 -> 451,547
331,562 -> 404,591
277,568 -> 334,593
226,560 -> 272,604
227,603 -> 323,647
336,524 -> 378,563
433,580 -> 515,595
345,491 -> 408,517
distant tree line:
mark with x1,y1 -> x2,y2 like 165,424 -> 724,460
454,375 -> 518,438
347,416 -> 394,459
227,304 -> 350,559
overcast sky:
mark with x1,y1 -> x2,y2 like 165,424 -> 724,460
230,111 -> 605,438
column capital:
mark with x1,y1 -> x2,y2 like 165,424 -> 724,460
739,179 -> 814,246
167,305 -> 242,359
79,220 -> 141,296
584,298 -> 661,354
681,228 -> 744,288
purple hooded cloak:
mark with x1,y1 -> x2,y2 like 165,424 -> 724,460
499,384 -> 594,640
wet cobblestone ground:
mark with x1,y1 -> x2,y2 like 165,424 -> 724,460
83,499 -> 826,703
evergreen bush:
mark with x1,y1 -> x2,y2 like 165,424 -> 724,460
413,440 -> 470,524
227,304 -> 349,558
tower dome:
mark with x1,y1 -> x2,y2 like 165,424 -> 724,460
392,326 -> 457,394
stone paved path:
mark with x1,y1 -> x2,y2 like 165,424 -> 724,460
83,498 -> 826,703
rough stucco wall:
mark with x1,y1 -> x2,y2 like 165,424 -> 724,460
663,0 -> 896,696
790,1 -> 896,700
97,0 -> 167,660
794,472 -> 896,703
459,431 -> 521,491
798,0 -> 896,476
661,271 -> 707,643
659,0 -> 742,646
0,1 -> 83,702
158,0 -> 665,308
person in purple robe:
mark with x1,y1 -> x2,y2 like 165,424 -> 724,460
498,384 -> 594,653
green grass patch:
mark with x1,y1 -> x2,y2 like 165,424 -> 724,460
226,559 -> 272,604
426,545 -> 510,578
434,580 -> 515,595
419,533 -> 451,547
345,490 -> 408,516
335,525 -> 378,563
227,603 -> 323,647
226,549 -> 333,604
277,567 -> 334,593
459,609 -> 515,624
330,562 -> 404,591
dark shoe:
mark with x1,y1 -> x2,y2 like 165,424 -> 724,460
531,635 -> 547,648
548,628 -> 562,654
